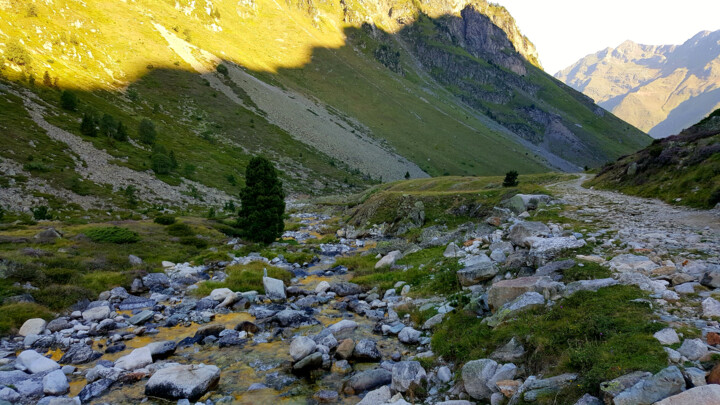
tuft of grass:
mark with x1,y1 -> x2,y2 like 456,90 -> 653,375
84,226 -> 140,243
562,261 -> 612,282
193,262 -> 292,296
80,271 -> 132,294
335,254 -> 377,276
154,215 -> 177,225
432,285 -> 666,400
0,303 -> 53,334
33,284 -> 94,310
167,222 -> 194,237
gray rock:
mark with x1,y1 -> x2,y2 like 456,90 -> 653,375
462,359 -> 497,400
85,364 -> 123,383
444,243 -> 466,258
128,254 -> 143,265
43,369 -> 69,395
678,339 -> 708,361
523,373 -> 579,401
612,366 -> 685,405
142,273 -> 170,290
290,336 -> 317,361
702,297 -> 720,318
536,259 -> 576,276
0,387 -> 20,403
701,270 -> 720,288
398,327 -> 421,344
115,347 -> 153,371
655,385 -> 720,405
82,305 -> 111,322
484,292 -> 544,327
117,295 -> 156,310
527,237 -> 586,266
574,394 -> 603,405
59,344 -> 102,365
376,251 -> 403,268
609,254 -> 659,273
683,367 -> 707,388
457,257 -> 498,286
490,337 -> 525,362
357,385 -> 392,405
346,368 -> 391,393
353,339 -> 381,361
508,222 -> 550,248
564,278 -> 618,297
19,318 -> 47,337
437,366 -> 452,383
487,276 -> 563,310
144,364 -> 220,401
292,352 -> 323,373
16,350 -> 60,374
391,361 -> 426,392
600,371 -> 653,402
329,282 -> 363,297
617,272 -> 667,294
653,328 -> 680,345
146,341 -> 177,360
422,313 -> 444,330
129,310 -> 155,325
327,319 -> 358,335
46,318 -> 72,333
79,378 -> 113,403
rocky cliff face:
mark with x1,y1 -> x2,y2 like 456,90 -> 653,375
556,30 -> 720,138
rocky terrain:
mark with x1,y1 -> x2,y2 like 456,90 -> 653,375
556,30 -> 720,138
1,175 -> 719,404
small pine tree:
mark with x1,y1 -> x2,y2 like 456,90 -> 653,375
114,121 -> 128,141
502,170 -> 519,187
151,153 -> 172,174
28,73 -> 35,86
100,113 -> 116,138
404,171 -> 410,180
138,119 -> 157,145
216,64 -> 228,75
43,71 -> 52,87
238,156 -> 286,244
80,112 -> 97,137
60,90 -> 78,111
169,151 -> 178,169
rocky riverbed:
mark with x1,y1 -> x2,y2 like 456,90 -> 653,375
2,178 -> 720,404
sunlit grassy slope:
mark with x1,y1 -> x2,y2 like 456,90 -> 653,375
0,0 -> 648,213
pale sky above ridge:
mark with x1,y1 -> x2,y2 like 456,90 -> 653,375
492,0 -> 720,74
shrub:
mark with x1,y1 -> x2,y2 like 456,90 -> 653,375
180,236 -> 208,248
6,39 -> 31,66
502,171 -> 519,187
80,272 -> 129,294
194,262 -> 291,296
60,90 -> 78,111
167,222 -> 193,237
151,152 -> 172,174
238,156 -> 285,244
43,71 -> 52,86
100,113 -> 117,138
80,112 -> 97,137
32,206 -> 51,220
33,284 -> 93,310
84,226 -> 140,243
114,121 -> 128,141
138,119 -> 157,145
154,215 -> 177,225
0,303 -> 52,335
216,64 -> 228,75
710,187 -> 720,207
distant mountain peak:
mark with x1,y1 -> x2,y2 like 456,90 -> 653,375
556,29 -> 720,138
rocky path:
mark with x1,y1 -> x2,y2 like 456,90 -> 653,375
551,174 -> 720,256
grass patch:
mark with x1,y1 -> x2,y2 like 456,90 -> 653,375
0,303 -> 53,334
167,222 -> 194,237
193,262 -> 292,296
336,254 -> 377,276
562,261 -> 612,282
432,285 -> 666,400
84,226 -> 140,243
154,215 -> 177,225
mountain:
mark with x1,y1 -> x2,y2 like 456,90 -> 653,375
0,0 -> 647,216
587,108 -> 720,208
556,30 -> 720,138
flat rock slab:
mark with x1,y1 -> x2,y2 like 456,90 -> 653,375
655,384 -> 720,405
145,364 -> 220,401
487,276 -> 563,310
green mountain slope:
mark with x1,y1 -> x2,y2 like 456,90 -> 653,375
587,109 -> 720,208
0,0 -> 648,217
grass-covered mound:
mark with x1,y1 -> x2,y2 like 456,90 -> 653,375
432,285 -> 666,402
587,110 -> 720,208
194,262 -> 292,296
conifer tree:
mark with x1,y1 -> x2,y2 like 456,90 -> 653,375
43,71 -> 52,87
238,156 -> 285,244
115,121 -> 128,141
80,112 -> 97,137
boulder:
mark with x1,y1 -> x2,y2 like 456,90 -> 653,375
683,367 -> 707,388
336,339 -> 355,360
262,277 -> 286,300
353,339 -> 381,361
290,336 -> 317,362
523,373 -> 578,401
129,310 -> 155,326
357,385 -> 392,405
564,278 -> 618,297
655,385 -> 720,405
82,305 -> 111,322
315,281 -> 331,294
16,350 -> 60,374
345,368 -> 391,394
462,359 -> 497,400
115,347 -> 153,371
42,369 -> 69,395
398,327 -> 421,344
527,236 -> 586,266
443,243 -> 466,258
612,366 -> 685,405
609,254 -> 659,273
677,339 -> 708,361
19,318 -> 47,337
391,361 -> 426,392
329,282 -> 363,297
327,319 -> 358,335
535,259 -> 576,277
701,271 -> 720,288
292,352 -> 323,373
600,371 -> 653,403
508,222 -> 550,248
209,288 -> 238,308
653,328 -> 680,345
79,378 -> 114,403
484,292 -> 544,327
376,251 -> 403,269
422,313 -> 445,330
574,394 -> 603,405
59,343 -> 102,365
487,276 -> 563,310
702,297 -> 720,318
144,364 -> 220,401
457,256 -> 498,286
506,194 -> 551,213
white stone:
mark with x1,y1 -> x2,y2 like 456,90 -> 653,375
289,336 -> 317,361
357,385 -> 391,405
654,328 -> 680,345
82,306 -> 111,322
376,250 -> 403,269
678,339 -> 708,361
398,327 -> 421,344
263,276 -> 286,300
43,369 -> 69,395
115,347 -> 153,371
315,281 -> 330,294
702,297 -> 720,318
16,350 -> 60,374
18,318 -> 47,337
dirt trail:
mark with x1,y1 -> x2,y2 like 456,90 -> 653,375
550,174 -> 720,255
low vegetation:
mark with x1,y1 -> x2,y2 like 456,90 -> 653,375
193,262 -> 292,296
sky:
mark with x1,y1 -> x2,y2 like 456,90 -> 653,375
492,0 -> 720,74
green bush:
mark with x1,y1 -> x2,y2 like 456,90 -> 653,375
151,153 -> 172,174
100,113 -> 116,138
216,63 -> 229,75
60,90 -> 78,111
32,206 -> 51,220
6,39 -> 31,66
167,222 -> 193,237
44,268 -> 79,284
0,303 -> 52,335
154,215 -> 177,225
114,121 -> 128,141
80,272 -> 129,294
238,156 -> 285,244
80,112 -> 98,137
138,119 -> 157,145
84,226 -> 140,243
502,170 -> 519,187
180,236 -> 208,248
33,284 -> 93,310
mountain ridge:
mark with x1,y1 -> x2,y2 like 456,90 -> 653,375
556,29 -> 720,138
